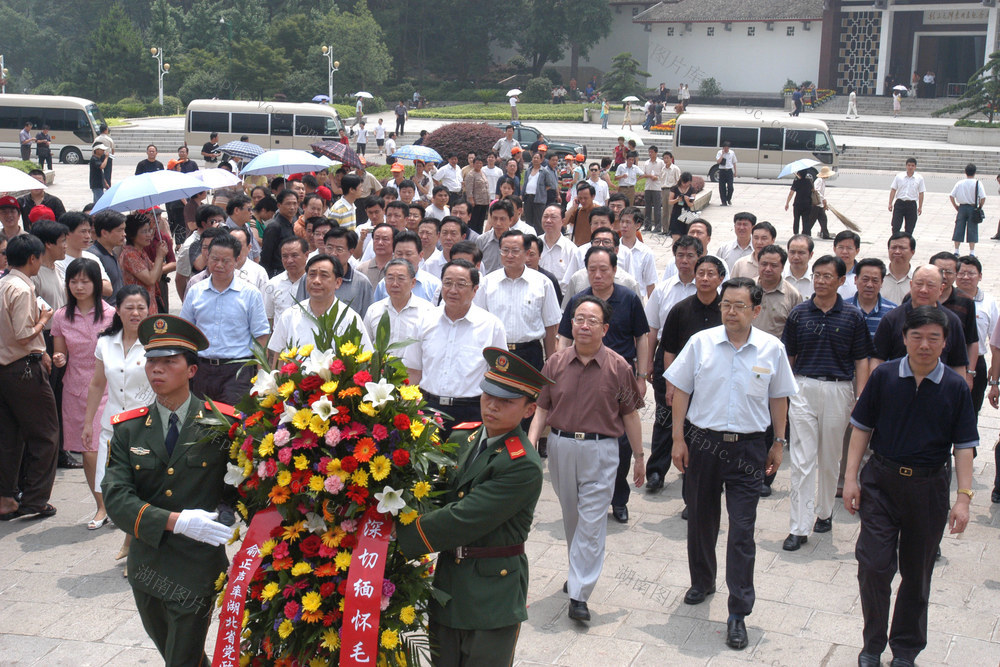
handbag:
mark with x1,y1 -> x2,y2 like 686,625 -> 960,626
975,206 -> 986,224
678,209 -> 699,224
810,189 -> 822,206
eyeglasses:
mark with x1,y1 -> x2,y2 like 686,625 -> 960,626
498,248 -> 523,256
937,268 -> 956,277
385,275 -> 411,284
591,239 -> 615,248
719,302 -> 750,311
956,271 -> 979,279
441,280 -> 472,290
572,316 -> 603,327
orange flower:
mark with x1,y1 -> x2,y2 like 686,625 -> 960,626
338,387 -> 362,399
353,439 -> 375,462
314,562 -> 338,577
322,499 -> 336,522
272,557 -> 293,571
268,486 -> 291,504
245,410 -> 265,427
301,609 -> 323,623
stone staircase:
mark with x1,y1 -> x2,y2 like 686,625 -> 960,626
111,124 -> 186,153
825,119 -> 950,143
836,143 -> 1000,174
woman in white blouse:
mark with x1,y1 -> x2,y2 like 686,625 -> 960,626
82,286 -> 153,566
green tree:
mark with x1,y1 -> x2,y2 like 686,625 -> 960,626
88,3 -> 146,100
504,0 -> 612,76
935,51 -> 1000,123
315,5 -> 392,94
146,0 -> 183,56
226,40 -> 291,100
601,53 -> 651,102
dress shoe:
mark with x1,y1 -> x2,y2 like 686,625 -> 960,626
857,651 -> 881,667
537,438 -> 547,459
681,506 -> 689,520
562,581 -> 568,594
611,505 -> 629,523
836,487 -> 844,499
726,616 -> 748,650
935,546 -> 941,561
58,452 -> 83,469
568,599 -> 590,621
991,234 -> 1000,240
645,472 -> 664,491
782,534 -> 808,551
890,658 -> 916,667
759,483 -> 772,498
991,488 -> 1000,504
683,585 -> 715,605
814,517 -> 832,533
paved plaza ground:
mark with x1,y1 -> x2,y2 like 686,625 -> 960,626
2,126 -> 999,665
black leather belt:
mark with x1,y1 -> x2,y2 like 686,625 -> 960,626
508,340 -> 541,351
198,356 -> 247,366
697,427 -> 767,443
424,392 -> 480,407
552,428 -> 614,441
803,375 -> 850,382
871,452 -> 944,478
447,544 -> 525,560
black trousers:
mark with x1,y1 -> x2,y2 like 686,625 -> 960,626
429,619 -> 520,667
395,117 -> 405,135
38,151 -> 53,170
685,426 -> 767,616
856,456 -> 950,662
972,354 -> 987,415
804,204 -> 829,237
424,395 -> 481,441
791,204 -> 812,235
192,358 -> 252,405
133,588 -> 213,667
470,205 -> 488,234
891,200 -> 918,235
509,340 -> 544,433
717,169 -> 734,205
646,341 -> 673,479
0,356 -> 59,509
611,359 -> 639,508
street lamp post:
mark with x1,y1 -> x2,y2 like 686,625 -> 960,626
320,46 -> 340,103
150,48 -> 170,106
0,55 -> 8,95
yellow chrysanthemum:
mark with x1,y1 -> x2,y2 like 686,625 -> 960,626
309,415 -> 330,436
260,394 -> 277,408
229,440 -> 240,458
236,501 -> 248,520
258,433 -> 275,456
308,658 -> 326,667
240,654 -> 251,667
410,421 -> 425,438
398,385 -> 422,401
381,629 -> 400,649
301,590 -> 322,612
227,525 -> 241,545
279,380 -> 296,398
351,469 -> 369,488
298,343 -> 314,357
291,562 -> 313,576
412,481 -> 431,499
259,539 -> 276,557
321,380 -> 339,394
292,408 -> 313,430
278,619 -> 294,639
276,470 -> 292,487
339,597 -> 345,611
399,510 -> 418,525
293,454 -> 309,471
320,627 -> 339,651
369,455 -> 391,481
326,458 -> 342,475
260,582 -> 280,601
399,605 -> 417,625
355,350 -> 373,363
357,402 -> 376,417
282,520 -> 306,542
242,609 -> 250,628
214,572 -> 227,591
334,550 -> 352,571
339,341 -> 358,356
309,475 -> 325,492
236,450 -> 248,468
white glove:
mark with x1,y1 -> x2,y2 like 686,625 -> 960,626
173,509 -> 232,546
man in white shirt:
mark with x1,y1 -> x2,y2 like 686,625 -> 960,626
569,162 -> 610,207
834,230 -> 861,299
538,204 -> 576,284
888,158 -> 925,235
483,153 -> 504,196
949,163 -> 987,255
717,212 -> 755,273
425,186 -> 451,221
364,258 -> 433,346
645,236 -> 702,368
433,153 -> 465,205
355,121 -> 368,155
731,221 -> 776,280
263,237 -> 307,325
55,212 -> 112,297
384,132 -> 396,162
881,232 -> 915,304
617,207 -> 658,297
660,151 -> 682,234
715,141 -> 738,206
427,216 -> 464,279
374,118 -> 386,155
404,259 -> 508,435
417,218 -> 443,271
784,234 -> 815,299
614,151 -> 641,205
492,126 -> 518,161
372,230 -> 441,304
268,254 -> 372,364
474,229 -> 560,367
641,146 -> 668,232
232,227 -> 269,292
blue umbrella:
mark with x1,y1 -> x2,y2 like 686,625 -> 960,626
91,171 -> 208,214
239,149 -> 331,176
312,94 -> 331,103
218,140 -> 265,161
777,158 -> 820,179
390,145 -> 443,164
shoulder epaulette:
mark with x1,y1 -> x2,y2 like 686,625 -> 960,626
206,400 -> 238,419
505,436 -> 527,460
111,407 -> 149,425
452,422 -> 482,431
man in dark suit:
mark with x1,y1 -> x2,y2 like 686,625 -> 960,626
103,314 -> 237,666
396,347 -> 551,666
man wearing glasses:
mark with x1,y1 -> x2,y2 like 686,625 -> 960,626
666,277 -> 797,651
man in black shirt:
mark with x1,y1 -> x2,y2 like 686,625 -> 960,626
201,132 -> 220,163
930,251 -> 978,391
260,190 -> 299,277
134,144 -> 164,175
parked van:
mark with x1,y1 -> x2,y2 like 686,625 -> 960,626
0,94 -> 105,164
672,113 -> 839,181
184,100 -> 344,151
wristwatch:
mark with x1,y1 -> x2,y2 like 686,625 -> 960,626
989,380 -> 1000,387
958,488 -> 975,500
637,372 -> 648,379
967,369 -> 977,377
773,437 -> 788,445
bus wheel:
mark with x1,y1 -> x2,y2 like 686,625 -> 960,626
708,165 -> 720,183
61,147 -> 83,164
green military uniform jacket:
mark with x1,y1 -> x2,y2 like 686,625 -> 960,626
397,424 -> 543,630
102,396 -> 233,600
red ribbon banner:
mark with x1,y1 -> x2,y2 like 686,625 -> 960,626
339,508 -> 393,666
213,507 -> 282,667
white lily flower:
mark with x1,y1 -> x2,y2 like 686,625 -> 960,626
373,486 -> 407,516
278,402 -> 298,426
302,347 -> 336,381
224,462 -> 248,487
251,369 -> 280,397
304,511 -> 327,534
363,379 -> 395,408
312,395 -> 335,421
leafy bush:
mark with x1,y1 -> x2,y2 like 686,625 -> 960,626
699,77 -> 723,98
423,123 -> 504,166
543,68 -> 563,86
507,56 -> 530,73
523,77 -> 552,103
410,103 -> 586,121
0,159 -> 40,173
955,119 -> 1000,127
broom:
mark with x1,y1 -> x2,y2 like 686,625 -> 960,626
825,202 -> 861,232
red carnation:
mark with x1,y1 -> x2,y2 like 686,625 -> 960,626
340,533 -> 357,550
392,449 -> 410,467
320,582 -> 337,597
341,455 -> 359,473
353,370 -> 372,386
330,359 -> 346,375
299,375 -> 323,392
337,580 -> 348,596
228,422 -> 239,439
280,362 -> 299,375
393,414 -> 411,431
283,600 -> 300,619
300,534 -> 322,558
346,485 -> 368,503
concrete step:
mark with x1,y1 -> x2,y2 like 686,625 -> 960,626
826,119 -> 950,142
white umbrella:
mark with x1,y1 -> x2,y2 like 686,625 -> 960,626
239,149 -> 332,176
193,169 -> 242,190
0,165 -> 46,192
777,158 -> 821,179
619,131 -> 645,148
892,85 -> 909,92
316,155 -> 342,169
91,171 -> 208,214
506,88 -> 522,97
354,91 -> 374,99
622,95 -> 641,103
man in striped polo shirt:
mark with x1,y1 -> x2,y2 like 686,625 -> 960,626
781,255 -> 873,551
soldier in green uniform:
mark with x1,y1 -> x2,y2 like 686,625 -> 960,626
396,347 -> 553,667
102,314 -> 237,667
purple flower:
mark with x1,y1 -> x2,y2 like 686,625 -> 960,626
382,580 -> 395,597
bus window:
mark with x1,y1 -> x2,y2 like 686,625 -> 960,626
271,113 -> 293,136
85,104 -> 105,131
760,127 -> 782,151
813,133 -> 831,152
191,111 -> 229,133
785,129 -> 829,152
0,106 -> 20,130
678,125 -> 718,147
720,127 -> 758,150
295,115 -> 337,138
231,112 -> 268,135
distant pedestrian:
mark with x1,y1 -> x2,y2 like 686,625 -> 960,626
846,87 -> 859,119
19,121 -> 35,159
35,125 -> 53,170
791,86 -> 803,116
888,158 -> 924,235
600,98 -> 609,129
621,102 -> 633,130
949,163 -> 986,256
510,93 -> 519,121
716,141 -> 737,206
892,91 -> 902,117
355,121 -> 368,155
89,145 -> 110,203
394,100 -> 407,134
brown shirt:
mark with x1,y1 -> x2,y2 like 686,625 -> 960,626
566,202 -> 596,246
755,279 -> 803,338
357,258 -> 387,288
0,268 -> 46,364
538,344 -> 643,437
30,265 -> 66,331
463,170 -> 490,207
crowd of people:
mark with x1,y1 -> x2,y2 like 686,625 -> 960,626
0,130 -> 995,665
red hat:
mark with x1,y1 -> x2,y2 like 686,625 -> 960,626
316,186 -> 332,202
511,146 -> 522,155
0,195 -> 20,210
28,205 -> 56,223
390,163 -> 405,173
288,173 -> 304,181
537,144 -> 548,152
